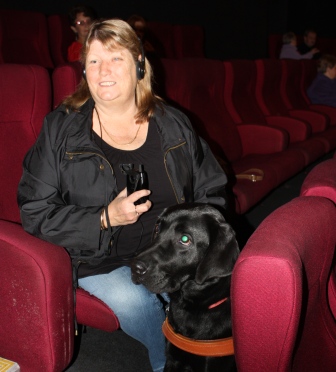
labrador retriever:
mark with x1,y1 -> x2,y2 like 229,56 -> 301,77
131,203 -> 239,372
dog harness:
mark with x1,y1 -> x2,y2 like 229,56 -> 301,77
162,298 -> 234,357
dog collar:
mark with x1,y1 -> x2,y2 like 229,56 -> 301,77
208,297 -> 228,309
162,318 -> 234,357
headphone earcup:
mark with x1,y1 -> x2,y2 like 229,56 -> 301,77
136,60 -> 145,80
82,69 -> 86,81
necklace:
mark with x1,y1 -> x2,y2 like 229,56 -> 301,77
94,107 -> 141,146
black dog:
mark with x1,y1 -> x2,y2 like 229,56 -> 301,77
131,203 -> 239,372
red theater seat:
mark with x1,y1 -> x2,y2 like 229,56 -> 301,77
160,58 -> 302,214
0,64 -> 119,371
254,58 -> 336,153
0,9 -> 53,69
232,196 -> 336,371
52,61 -> 83,108
47,14 -> 76,67
222,59 -> 320,167
281,59 -> 336,126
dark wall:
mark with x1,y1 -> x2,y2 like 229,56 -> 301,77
0,0 -> 335,60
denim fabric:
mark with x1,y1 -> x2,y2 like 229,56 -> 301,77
79,266 -> 166,372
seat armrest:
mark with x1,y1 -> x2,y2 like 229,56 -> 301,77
265,115 -> 311,142
236,124 -> 288,156
0,220 -> 74,371
309,104 -> 336,126
289,109 -> 329,133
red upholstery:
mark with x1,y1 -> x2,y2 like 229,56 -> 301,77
232,196 -> 336,371
300,158 -> 336,203
47,14 -> 76,67
300,59 -> 318,103
160,58 -> 302,214
0,9 -> 53,69
225,58 -> 328,165
0,64 -> 51,223
147,21 -> 176,58
173,24 -> 204,58
0,64 -> 71,371
0,64 -> 119,370
254,58 -> 336,153
52,62 -> 83,108
222,59 -> 308,171
76,289 -> 119,332
300,158 -> 336,320
0,221 -> 74,372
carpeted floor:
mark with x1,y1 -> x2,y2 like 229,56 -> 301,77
65,151 -> 333,372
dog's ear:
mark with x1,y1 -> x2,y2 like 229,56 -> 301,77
195,220 -> 239,285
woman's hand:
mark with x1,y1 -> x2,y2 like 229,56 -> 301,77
106,188 -> 151,227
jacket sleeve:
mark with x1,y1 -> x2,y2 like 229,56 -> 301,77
17,117 -> 103,251
179,111 -> 228,209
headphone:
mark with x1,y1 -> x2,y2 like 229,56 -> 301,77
136,41 -> 145,80
82,42 -> 145,81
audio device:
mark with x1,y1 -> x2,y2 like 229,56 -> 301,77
136,40 -> 145,80
119,164 -> 149,205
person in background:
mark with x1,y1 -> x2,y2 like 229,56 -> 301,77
307,54 -> 336,107
67,4 -> 97,62
18,18 -> 228,372
297,29 -> 321,60
127,14 -> 155,55
279,31 -> 319,60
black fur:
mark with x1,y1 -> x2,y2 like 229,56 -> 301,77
131,203 -> 239,371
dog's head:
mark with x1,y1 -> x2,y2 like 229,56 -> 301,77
131,203 -> 239,294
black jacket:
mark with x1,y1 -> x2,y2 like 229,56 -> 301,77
18,99 -> 227,265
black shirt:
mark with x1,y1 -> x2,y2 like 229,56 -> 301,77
79,117 -> 176,277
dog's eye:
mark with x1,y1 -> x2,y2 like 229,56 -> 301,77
179,234 -> 191,246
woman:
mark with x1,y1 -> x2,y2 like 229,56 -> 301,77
307,54 -> 336,107
18,19 -> 227,371
67,5 -> 97,62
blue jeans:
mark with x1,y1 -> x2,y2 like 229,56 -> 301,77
78,266 -> 166,372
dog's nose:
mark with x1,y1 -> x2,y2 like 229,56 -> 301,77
131,260 -> 148,276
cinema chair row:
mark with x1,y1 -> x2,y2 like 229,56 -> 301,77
0,8 -> 204,69
156,57 -> 336,213
1,63 -> 335,371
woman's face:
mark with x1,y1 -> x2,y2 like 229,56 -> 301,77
71,12 -> 92,42
85,39 -> 138,107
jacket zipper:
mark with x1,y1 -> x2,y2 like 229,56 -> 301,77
163,142 -> 186,204
66,150 -> 114,175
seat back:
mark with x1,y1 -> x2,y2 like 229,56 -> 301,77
160,58 -> 243,163
0,64 -> 51,223
300,157 -> 336,319
52,62 -> 83,108
0,64 -> 73,371
223,59 -> 267,124
147,21 -> 176,58
232,196 -> 336,371
0,9 -> 54,69
300,59 -> 318,104
280,59 -> 309,110
47,14 -> 76,67
173,24 -> 205,59
254,58 -> 289,116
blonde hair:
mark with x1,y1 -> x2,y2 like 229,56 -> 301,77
63,18 -> 162,122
